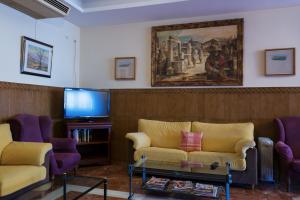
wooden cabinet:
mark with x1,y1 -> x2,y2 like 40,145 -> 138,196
66,121 -> 112,166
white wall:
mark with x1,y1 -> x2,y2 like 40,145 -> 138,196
80,6 -> 300,89
0,4 -> 80,87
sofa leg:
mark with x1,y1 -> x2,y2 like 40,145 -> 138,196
74,165 -> 79,176
287,176 -> 291,192
251,184 -> 255,190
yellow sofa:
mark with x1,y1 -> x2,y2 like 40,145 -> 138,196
0,124 -> 52,199
126,119 -> 257,186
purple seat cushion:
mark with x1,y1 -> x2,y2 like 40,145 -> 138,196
54,153 -> 81,171
291,160 -> 300,173
280,117 -> 300,159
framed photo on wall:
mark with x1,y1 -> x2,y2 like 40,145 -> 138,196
265,48 -> 295,76
115,57 -> 136,80
20,36 -> 53,78
151,18 -> 244,87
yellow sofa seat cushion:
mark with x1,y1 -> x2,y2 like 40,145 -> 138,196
138,119 -> 191,148
0,165 -> 46,197
1,142 -> 52,166
126,132 -> 151,150
192,122 -> 254,153
134,147 -> 188,163
188,151 -> 246,171
0,124 -> 13,156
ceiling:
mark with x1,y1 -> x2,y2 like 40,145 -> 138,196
63,0 -> 300,27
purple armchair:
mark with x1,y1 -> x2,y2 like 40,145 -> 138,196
275,116 -> 300,191
9,114 -> 81,176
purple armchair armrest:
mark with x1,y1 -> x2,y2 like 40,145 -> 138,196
275,141 -> 294,162
51,138 -> 78,153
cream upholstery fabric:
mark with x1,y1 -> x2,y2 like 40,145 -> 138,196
138,119 -> 191,148
134,147 -> 188,163
188,151 -> 246,171
0,166 -> 46,197
0,124 -> 13,156
192,122 -> 254,153
1,142 -> 52,166
125,132 -> 151,150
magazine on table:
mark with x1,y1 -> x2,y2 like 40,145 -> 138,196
194,183 -> 219,197
171,180 -> 193,192
145,177 -> 170,190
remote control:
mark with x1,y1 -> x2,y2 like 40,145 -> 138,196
210,162 -> 219,170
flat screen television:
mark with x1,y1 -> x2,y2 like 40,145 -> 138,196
64,88 -> 110,119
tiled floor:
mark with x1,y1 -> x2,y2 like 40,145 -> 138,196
77,162 -> 300,200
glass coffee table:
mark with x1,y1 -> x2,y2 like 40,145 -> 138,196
16,174 -> 107,200
128,156 -> 232,200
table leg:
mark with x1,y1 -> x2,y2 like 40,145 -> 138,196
128,165 -> 133,200
142,163 -> 146,185
225,162 -> 232,200
63,173 -> 67,200
225,181 -> 230,200
104,178 -> 107,200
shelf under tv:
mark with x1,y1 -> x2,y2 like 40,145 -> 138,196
66,121 -> 112,166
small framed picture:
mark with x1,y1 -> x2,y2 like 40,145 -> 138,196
20,36 -> 53,78
265,48 -> 295,76
115,57 -> 136,80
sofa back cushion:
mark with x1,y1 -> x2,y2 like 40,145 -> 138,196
192,122 -> 254,153
0,124 -> 13,156
138,119 -> 191,148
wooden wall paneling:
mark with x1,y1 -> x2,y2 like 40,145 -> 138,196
125,93 -> 137,117
224,93 -> 252,121
0,88 -> 10,122
204,92 -> 226,121
49,88 -> 64,119
289,93 -> 300,116
143,92 -> 159,119
2,82 -> 300,163
135,93 -> 148,118
110,88 -> 300,162
112,92 -> 128,118
0,81 -> 64,137
183,92 -> 204,121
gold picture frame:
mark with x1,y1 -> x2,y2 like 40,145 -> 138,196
151,18 -> 244,87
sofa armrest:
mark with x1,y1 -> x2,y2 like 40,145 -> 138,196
1,142 -> 52,166
125,132 -> 151,150
234,147 -> 258,185
51,137 -> 78,153
234,139 -> 256,158
275,141 -> 293,162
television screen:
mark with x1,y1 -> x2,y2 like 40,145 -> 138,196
64,88 -> 110,119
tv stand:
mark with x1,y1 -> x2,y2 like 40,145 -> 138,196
66,121 -> 112,166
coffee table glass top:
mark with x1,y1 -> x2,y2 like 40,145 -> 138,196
134,157 -> 229,176
15,175 -> 106,200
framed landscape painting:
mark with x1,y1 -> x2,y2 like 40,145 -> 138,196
20,36 -> 53,78
265,48 -> 295,76
151,18 -> 244,86
115,57 -> 136,80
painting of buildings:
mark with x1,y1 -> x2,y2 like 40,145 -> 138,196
151,19 -> 243,86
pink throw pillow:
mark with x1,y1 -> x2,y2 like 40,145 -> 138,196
180,131 -> 203,152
